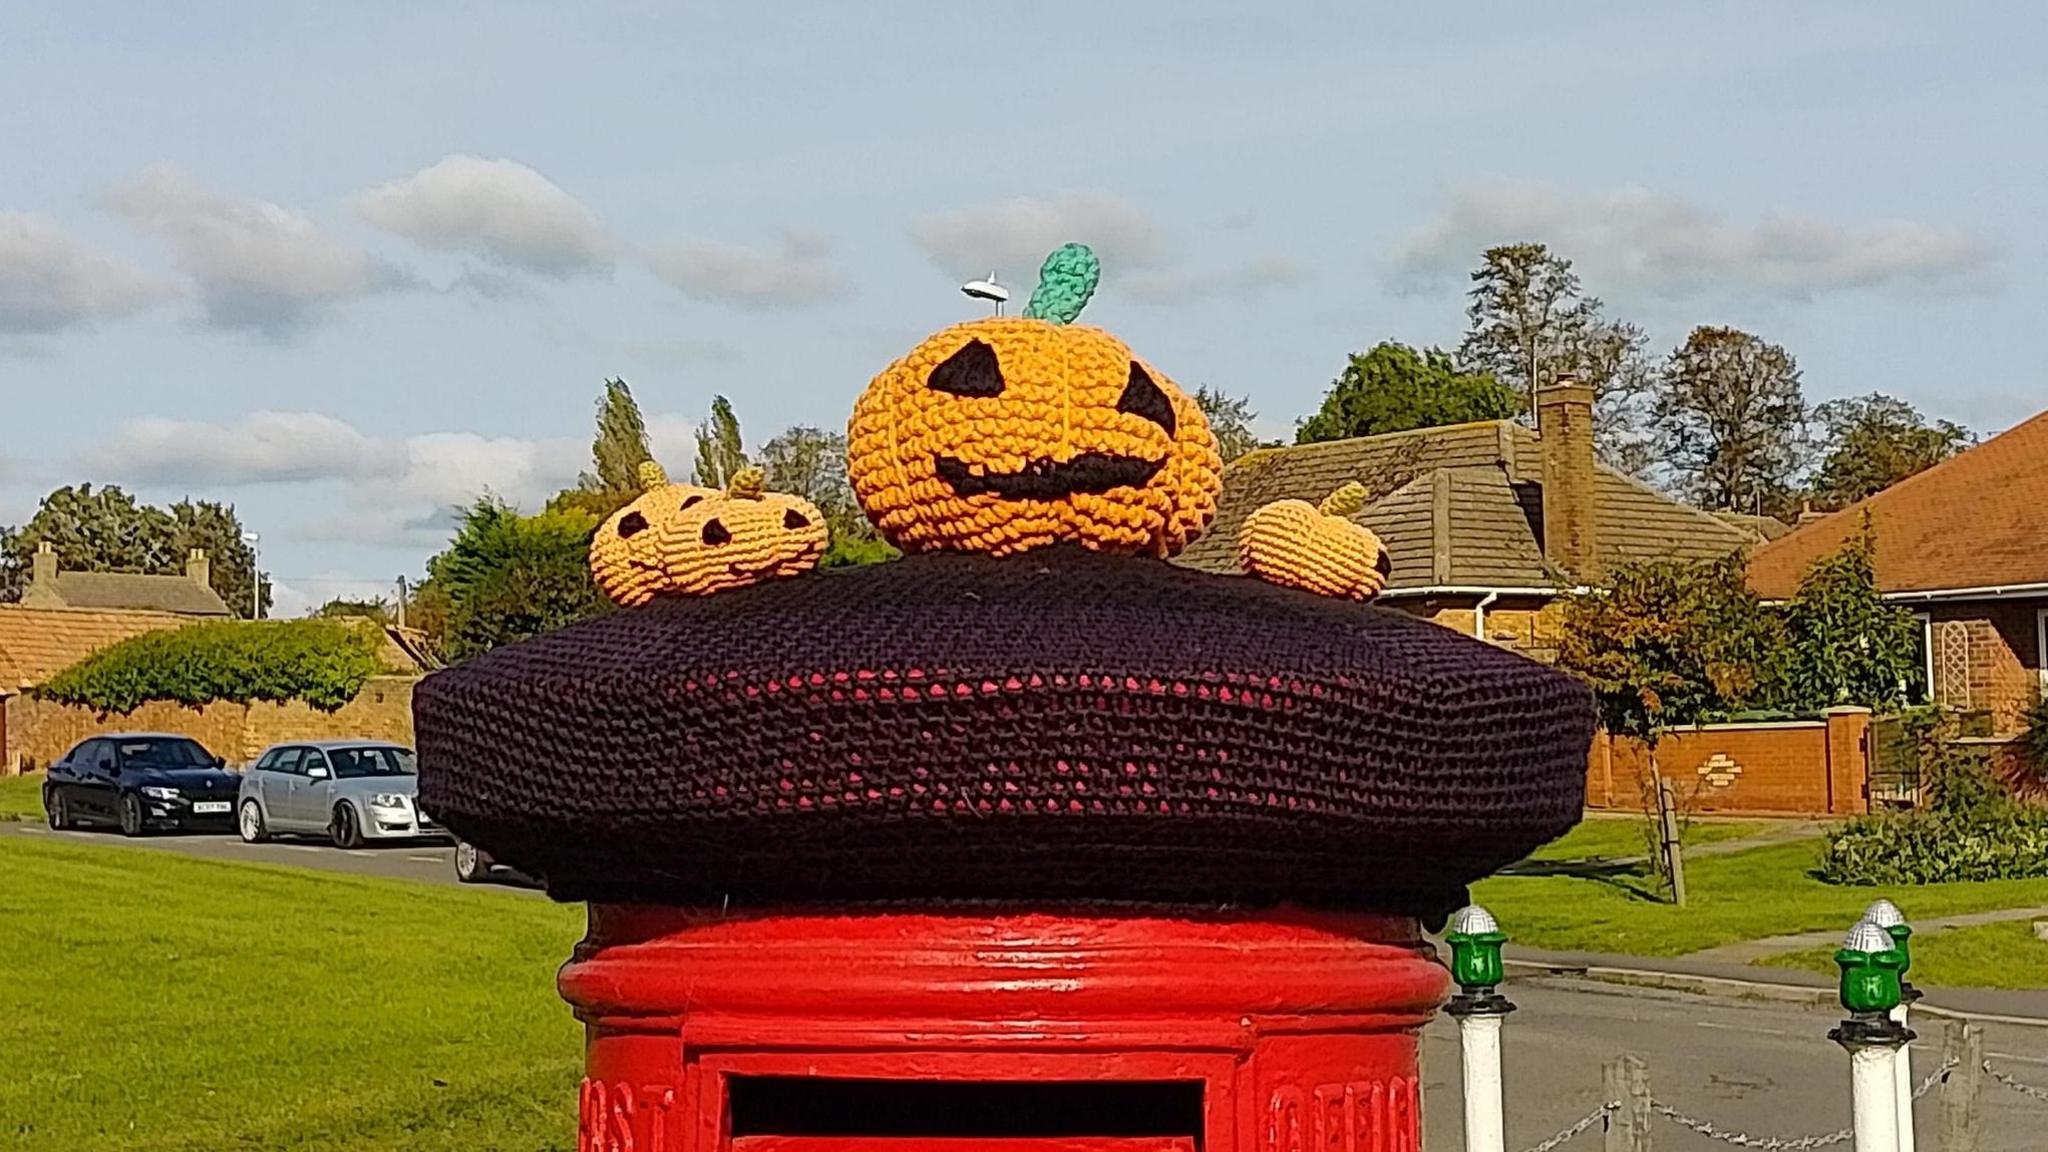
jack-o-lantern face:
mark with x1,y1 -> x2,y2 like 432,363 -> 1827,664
848,318 -> 1222,557
1238,482 -> 1393,602
590,463 -> 827,605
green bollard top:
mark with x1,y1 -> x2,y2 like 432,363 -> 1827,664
1836,919 -> 1906,1016
1445,904 -> 1509,992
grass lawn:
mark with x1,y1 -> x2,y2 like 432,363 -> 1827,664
1522,814 -> 1777,862
0,835 -> 584,1151
0,773 -> 45,821
1758,920 -> 2048,991
1472,839 -> 2048,958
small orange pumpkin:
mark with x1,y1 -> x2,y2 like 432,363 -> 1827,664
590,462 -> 827,605
847,245 -> 1221,558
1238,481 -> 1392,601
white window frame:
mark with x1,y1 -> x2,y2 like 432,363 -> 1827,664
2037,608 -> 2047,695
1917,612 -> 1934,704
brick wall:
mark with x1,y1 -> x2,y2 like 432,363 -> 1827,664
1923,599 -> 2045,736
2,676 -> 418,772
1403,596 -> 1566,664
1586,708 -> 1872,816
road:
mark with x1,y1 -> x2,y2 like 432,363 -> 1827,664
9,820 -> 2047,1149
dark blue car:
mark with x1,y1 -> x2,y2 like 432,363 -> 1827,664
43,733 -> 241,836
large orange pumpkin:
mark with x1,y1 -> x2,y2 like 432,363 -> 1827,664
847,246 -> 1221,558
590,462 -> 827,605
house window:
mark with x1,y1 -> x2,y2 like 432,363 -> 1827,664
1915,612 -> 1933,704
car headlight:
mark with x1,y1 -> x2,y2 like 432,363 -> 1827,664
141,786 -> 180,801
370,793 -> 409,809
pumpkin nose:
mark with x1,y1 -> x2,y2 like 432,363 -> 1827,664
783,509 -> 810,530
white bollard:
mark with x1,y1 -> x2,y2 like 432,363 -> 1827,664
1852,1042 -> 1902,1152
1457,1013 -> 1506,1152
1891,1001 -> 1915,1152
1864,899 -> 1915,1152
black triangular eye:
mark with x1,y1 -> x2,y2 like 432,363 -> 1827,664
1116,361 -> 1176,435
680,494 -> 704,511
1374,549 -> 1393,578
927,338 -> 1004,398
617,511 -> 649,538
702,519 -> 731,546
783,508 -> 810,530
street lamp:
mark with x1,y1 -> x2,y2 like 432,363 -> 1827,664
241,531 -> 261,620
961,272 -> 1009,316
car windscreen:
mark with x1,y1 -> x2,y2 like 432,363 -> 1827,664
329,747 -> 417,779
113,738 -> 212,766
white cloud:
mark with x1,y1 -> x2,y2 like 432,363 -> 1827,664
97,409 -> 696,547
105,164 -> 397,336
1391,181 -> 1992,301
0,212 -> 162,333
355,154 -> 615,277
911,192 -> 1167,281
645,232 -> 841,308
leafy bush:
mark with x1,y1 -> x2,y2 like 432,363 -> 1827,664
1818,807 -> 2048,884
2008,695 -> 2048,800
40,620 -> 384,713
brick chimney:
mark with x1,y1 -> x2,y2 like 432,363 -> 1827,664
185,548 -> 211,590
30,541 -> 58,590
1536,375 -> 1601,583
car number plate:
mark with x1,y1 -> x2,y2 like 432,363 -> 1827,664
192,801 -> 231,814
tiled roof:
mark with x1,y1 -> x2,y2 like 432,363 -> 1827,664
0,606 -> 195,691
1177,420 -> 1757,586
1749,409 -> 2048,598
21,570 -> 233,616
1715,511 -> 1794,542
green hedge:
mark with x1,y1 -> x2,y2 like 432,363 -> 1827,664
1819,809 -> 2048,884
40,620 -> 384,713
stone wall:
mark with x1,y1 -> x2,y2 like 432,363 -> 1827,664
3,676 -> 417,773
1585,708 -> 1873,817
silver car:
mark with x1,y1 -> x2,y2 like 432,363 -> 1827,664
236,740 -> 444,848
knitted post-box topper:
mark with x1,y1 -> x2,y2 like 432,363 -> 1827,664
589,462 -> 827,605
1239,481 -> 1393,601
848,243 -> 1223,558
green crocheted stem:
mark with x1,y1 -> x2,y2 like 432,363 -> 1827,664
1022,243 -> 1100,324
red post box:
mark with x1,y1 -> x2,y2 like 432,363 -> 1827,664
562,907 -> 1446,1152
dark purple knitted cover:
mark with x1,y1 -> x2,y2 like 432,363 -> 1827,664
414,547 -> 1592,916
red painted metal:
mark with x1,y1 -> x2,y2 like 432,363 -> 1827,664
562,907 -> 1447,1152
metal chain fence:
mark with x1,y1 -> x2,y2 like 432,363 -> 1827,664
1623,1060 -> 1957,1151
1515,1102 -> 1616,1152
1984,1058 -> 2048,1104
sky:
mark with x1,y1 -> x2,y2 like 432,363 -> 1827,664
3,2 -> 2042,615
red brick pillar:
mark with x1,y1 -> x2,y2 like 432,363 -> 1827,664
1824,706 -> 1873,816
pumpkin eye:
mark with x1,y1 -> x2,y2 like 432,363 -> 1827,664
702,519 -> 731,546
926,338 -> 1004,398
783,508 -> 810,530
1375,549 -> 1393,578
1117,361 -> 1176,435
680,494 -> 704,511
617,511 -> 649,538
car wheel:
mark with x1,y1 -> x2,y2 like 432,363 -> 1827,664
118,793 -> 147,837
46,791 -> 70,831
330,803 -> 363,849
453,840 -> 494,883
238,799 -> 269,844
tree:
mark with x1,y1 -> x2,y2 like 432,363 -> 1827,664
168,498 -> 270,619
583,378 -> 654,495
692,395 -> 749,489
759,426 -> 858,534
1778,519 -> 1924,712
1194,386 -> 1266,463
1296,343 -> 1518,444
424,499 -> 609,661
1808,394 -> 1973,509
1576,319 -> 1659,478
1459,243 -> 1591,417
1653,326 -> 1807,513
314,596 -> 392,623
0,524 -> 21,603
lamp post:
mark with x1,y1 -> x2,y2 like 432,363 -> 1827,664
1832,918 -> 1911,1152
961,273 -> 1010,316
1864,899 -> 1917,1152
241,531 -> 261,620
1445,905 -> 1513,1152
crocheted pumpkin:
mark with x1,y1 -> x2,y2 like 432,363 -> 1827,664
590,462 -> 827,605
847,244 -> 1222,558
1238,481 -> 1392,601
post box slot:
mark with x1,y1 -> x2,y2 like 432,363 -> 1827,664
726,1077 -> 1204,1141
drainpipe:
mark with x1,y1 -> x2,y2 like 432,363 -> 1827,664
1472,590 -> 1501,642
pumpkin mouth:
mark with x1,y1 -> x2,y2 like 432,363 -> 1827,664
935,453 -> 1164,500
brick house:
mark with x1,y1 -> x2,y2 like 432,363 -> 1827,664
1176,381 -> 1763,659
1749,409 -> 2048,736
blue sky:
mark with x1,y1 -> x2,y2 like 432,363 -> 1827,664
3,2 -> 2041,613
